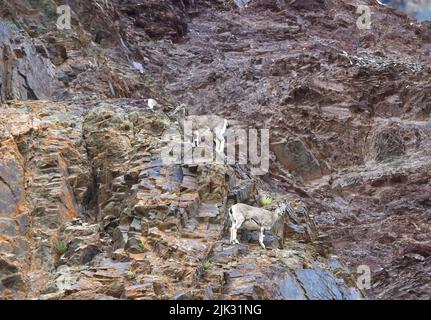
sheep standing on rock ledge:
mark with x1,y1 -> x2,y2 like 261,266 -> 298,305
228,202 -> 293,249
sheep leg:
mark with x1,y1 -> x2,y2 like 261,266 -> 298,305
229,207 -> 236,244
233,225 -> 239,244
230,226 -> 239,244
230,224 -> 236,244
233,217 -> 244,244
259,227 -> 266,249
230,218 -> 240,244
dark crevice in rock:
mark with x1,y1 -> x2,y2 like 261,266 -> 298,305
17,70 -> 38,100
81,133 -> 100,223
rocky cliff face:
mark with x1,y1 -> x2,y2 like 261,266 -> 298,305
0,99 -> 361,299
0,0 -> 430,300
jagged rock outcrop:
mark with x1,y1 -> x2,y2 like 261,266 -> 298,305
0,21 -> 58,102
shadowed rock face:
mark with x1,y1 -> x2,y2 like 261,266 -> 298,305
0,21 -> 58,102
0,0 -> 430,300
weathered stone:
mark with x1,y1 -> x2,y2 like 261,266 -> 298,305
0,218 -> 17,237
195,204 -> 222,223
0,258 -> 18,277
369,124 -> 406,162
294,269 -> 361,300
16,214 -> 29,236
270,138 -> 322,181
1,273 -> 24,290
277,273 -> 307,300
0,21 -> 60,103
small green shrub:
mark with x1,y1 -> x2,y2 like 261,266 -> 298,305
161,117 -> 172,127
260,195 -> 273,206
202,259 -> 212,271
139,238 -> 146,249
56,241 -> 68,255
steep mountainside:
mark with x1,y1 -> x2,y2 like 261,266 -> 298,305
1,0 -> 430,299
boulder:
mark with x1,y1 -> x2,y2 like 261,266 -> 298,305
271,138 -> 323,181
